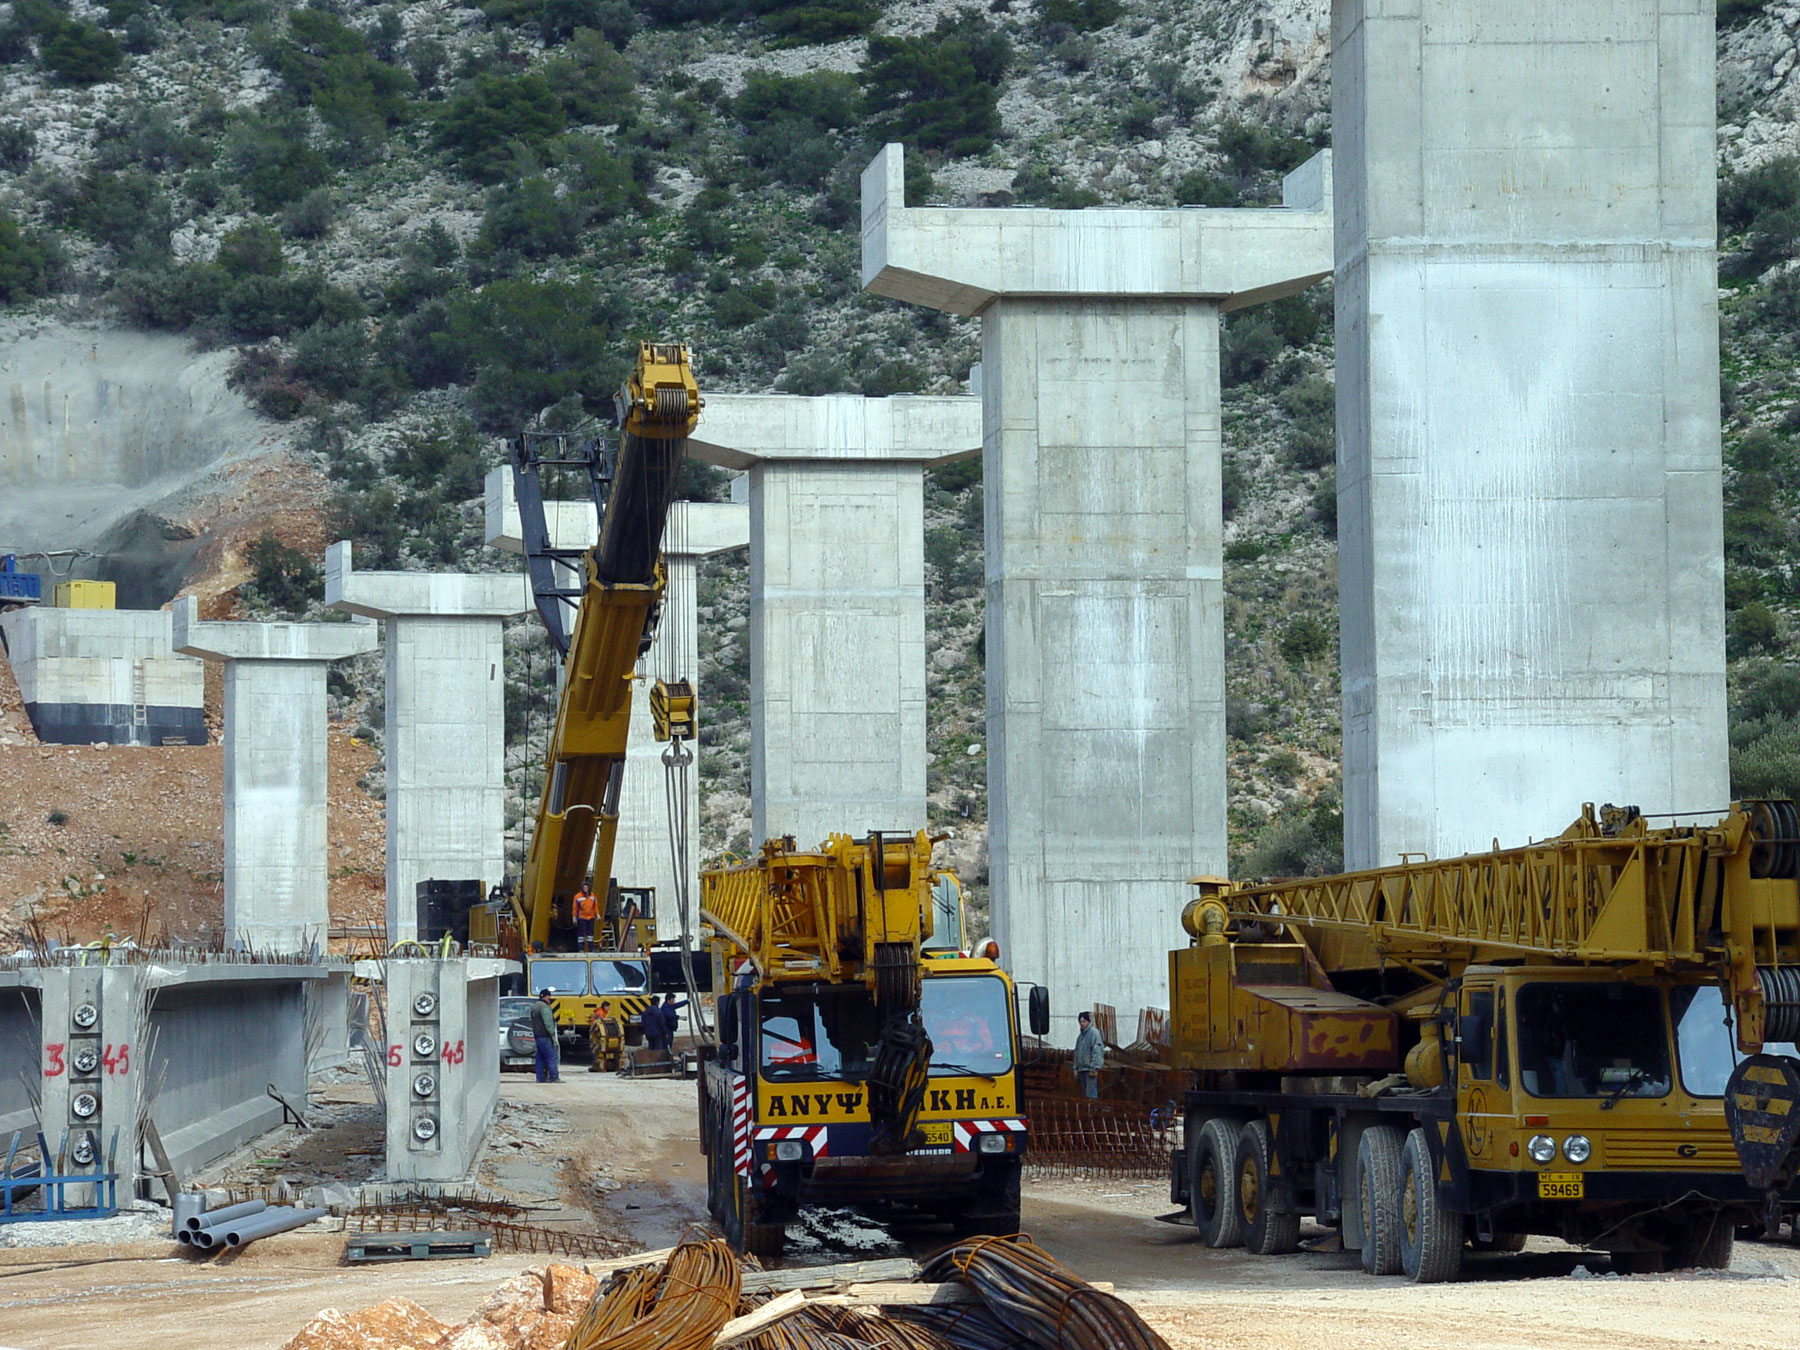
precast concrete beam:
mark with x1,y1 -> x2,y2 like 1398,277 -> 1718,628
860,144 -> 1333,1035
2,959 -> 328,1197
689,394 -> 981,848
483,472 -> 747,939
325,542 -> 531,942
173,597 -> 378,954
1333,0 -> 1729,867
367,956 -> 512,1182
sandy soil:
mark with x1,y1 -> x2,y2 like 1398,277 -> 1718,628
4,1072 -> 1800,1350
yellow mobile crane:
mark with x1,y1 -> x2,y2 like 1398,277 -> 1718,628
696,831 -> 1047,1256
489,343 -> 701,1040
1165,800 -> 1800,1281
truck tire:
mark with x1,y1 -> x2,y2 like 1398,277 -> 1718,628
1399,1128 -> 1463,1283
955,1159 -> 1023,1238
1356,1124 -> 1405,1276
1190,1117 -> 1244,1248
1237,1120 -> 1302,1255
1668,1214 -> 1734,1270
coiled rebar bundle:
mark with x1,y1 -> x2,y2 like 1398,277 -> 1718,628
917,1235 -> 1170,1350
563,1236 -> 741,1350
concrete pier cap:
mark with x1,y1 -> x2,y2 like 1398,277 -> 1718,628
483,469 -> 747,938
859,142 -> 1332,1036
688,393 -> 981,849
325,542 -> 531,942
172,596 -> 378,954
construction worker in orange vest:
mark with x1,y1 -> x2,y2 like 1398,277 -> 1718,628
573,882 -> 599,950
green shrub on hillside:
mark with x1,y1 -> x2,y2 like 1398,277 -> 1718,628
243,534 -> 322,613
475,175 -> 586,260
1175,168 -> 1234,206
1719,156 -> 1800,280
748,0 -> 878,45
0,210 -> 54,302
1732,660 -> 1800,799
1036,0 -> 1119,32
436,72 -> 566,180
40,19 -> 122,84
227,114 -> 333,212
264,9 -> 412,153
69,168 -> 172,265
1242,792 -> 1343,879
863,12 -> 1010,157
734,70 -> 860,190
1280,375 -> 1334,470
483,0 -> 638,45
541,29 -> 638,125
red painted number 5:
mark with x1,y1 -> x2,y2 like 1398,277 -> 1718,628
387,1043 -> 403,1066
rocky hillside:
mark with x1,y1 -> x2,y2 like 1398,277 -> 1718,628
0,0 -> 1795,926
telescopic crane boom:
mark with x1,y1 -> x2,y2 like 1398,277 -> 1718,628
512,343 -> 701,951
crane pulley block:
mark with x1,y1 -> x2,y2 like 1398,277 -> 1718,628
651,678 -> 696,743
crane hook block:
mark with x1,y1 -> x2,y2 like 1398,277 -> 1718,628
652,678 -> 696,742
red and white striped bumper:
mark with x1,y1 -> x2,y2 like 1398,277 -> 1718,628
952,1118 -> 1027,1152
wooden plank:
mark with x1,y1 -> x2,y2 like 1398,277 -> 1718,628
582,1246 -> 675,1277
713,1289 -> 808,1347
837,1281 -> 1114,1306
739,1256 -> 919,1293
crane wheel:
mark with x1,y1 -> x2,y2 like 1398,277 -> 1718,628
1668,1214 -> 1735,1270
1237,1120 -> 1301,1255
1356,1125 -> 1405,1275
1398,1128 -> 1463,1283
1190,1117 -> 1244,1249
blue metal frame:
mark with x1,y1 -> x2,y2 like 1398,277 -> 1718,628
0,1129 -> 120,1221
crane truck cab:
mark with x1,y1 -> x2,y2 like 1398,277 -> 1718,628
696,831 -> 1047,1255
1167,803 -> 1800,1281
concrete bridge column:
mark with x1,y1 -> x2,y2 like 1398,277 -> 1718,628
173,597 -> 378,954
688,394 -> 981,848
861,143 -> 1333,1029
1333,0 -> 1728,867
484,471 -> 747,938
325,543 -> 530,942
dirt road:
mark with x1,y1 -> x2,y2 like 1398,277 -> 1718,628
5,1072 -> 1800,1350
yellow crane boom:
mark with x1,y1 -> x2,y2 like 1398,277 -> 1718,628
515,343 -> 700,949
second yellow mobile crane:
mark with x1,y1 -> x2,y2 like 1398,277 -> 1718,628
1165,800 -> 1800,1281
491,343 -> 701,1039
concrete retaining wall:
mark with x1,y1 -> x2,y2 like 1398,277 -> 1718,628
0,607 -> 206,746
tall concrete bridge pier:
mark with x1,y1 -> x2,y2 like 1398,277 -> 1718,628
172,597 -> 378,953
325,543 -> 530,942
862,144 -> 1333,1028
1333,0 -> 1729,867
689,393 -> 981,849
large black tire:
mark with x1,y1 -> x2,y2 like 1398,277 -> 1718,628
1399,1128 -> 1463,1283
1469,1230 -> 1528,1253
1190,1117 -> 1244,1249
704,1098 -> 727,1224
1668,1214 -> 1735,1270
1356,1125 -> 1405,1276
1237,1120 -> 1302,1256
954,1160 -> 1023,1238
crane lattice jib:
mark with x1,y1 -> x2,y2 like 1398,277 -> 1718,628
516,343 -> 700,948
1202,802 -> 1800,1053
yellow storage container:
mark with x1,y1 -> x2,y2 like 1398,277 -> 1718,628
52,580 -> 116,609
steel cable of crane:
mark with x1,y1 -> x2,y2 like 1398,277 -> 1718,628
916,1235 -> 1171,1350
562,1236 -> 740,1350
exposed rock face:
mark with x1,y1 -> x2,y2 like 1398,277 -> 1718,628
278,1264 -> 599,1350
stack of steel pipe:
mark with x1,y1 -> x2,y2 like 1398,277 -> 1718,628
176,1199 -> 325,1250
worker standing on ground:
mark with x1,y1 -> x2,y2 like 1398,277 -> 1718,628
531,988 -> 561,1083
1073,1010 -> 1104,1099
573,882 -> 599,951
658,993 -> 680,1051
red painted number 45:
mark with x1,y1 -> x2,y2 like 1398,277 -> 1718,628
440,1040 -> 465,1066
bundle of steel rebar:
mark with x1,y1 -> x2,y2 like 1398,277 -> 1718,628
917,1235 -> 1169,1350
563,1235 -> 741,1350
886,1304 -> 1033,1350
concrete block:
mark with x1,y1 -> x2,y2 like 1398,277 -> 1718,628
861,145 -> 1330,1032
1335,0 -> 1729,866
325,543 -> 529,941
377,957 -> 512,1183
483,474 -> 747,939
0,606 -> 205,746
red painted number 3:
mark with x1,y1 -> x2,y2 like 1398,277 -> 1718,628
104,1043 -> 130,1075
387,1044 -> 403,1067
440,1040 -> 465,1066
43,1043 -> 64,1078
